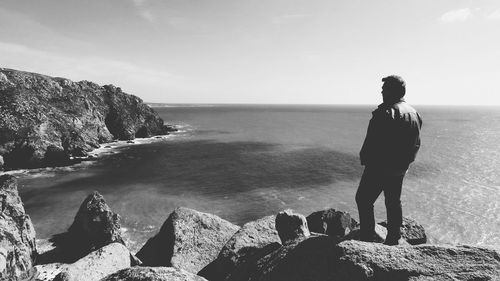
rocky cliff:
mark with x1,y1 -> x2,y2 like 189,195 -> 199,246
0,68 -> 174,170
0,175 -> 37,280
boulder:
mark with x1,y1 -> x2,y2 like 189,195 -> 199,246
0,175 -> 37,280
0,67 -> 175,170
227,235 -> 500,281
379,217 -> 427,245
332,240 -> 500,281
41,191 -> 124,263
306,208 -> 358,238
226,234 -> 335,281
102,267 -> 208,281
275,210 -> 310,244
52,242 -> 131,281
136,207 -> 240,273
67,191 -> 124,249
199,215 -> 281,280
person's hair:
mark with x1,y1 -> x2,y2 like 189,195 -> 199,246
382,75 -> 406,98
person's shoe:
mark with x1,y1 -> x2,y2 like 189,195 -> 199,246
360,233 -> 385,243
384,237 -> 404,246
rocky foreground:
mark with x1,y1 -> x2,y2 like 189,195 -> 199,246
0,68 -> 175,170
1,176 -> 499,281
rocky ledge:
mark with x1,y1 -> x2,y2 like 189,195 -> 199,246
0,68 -> 175,170
1,176 -> 499,280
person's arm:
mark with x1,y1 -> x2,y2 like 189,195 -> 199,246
360,115 -> 376,166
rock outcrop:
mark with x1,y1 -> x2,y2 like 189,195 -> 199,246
102,267 -> 208,281
226,235 -> 500,281
0,68 -> 175,170
52,242 -> 131,281
333,240 -> 500,281
39,191 -> 124,263
306,208 -> 358,238
136,207 -> 240,273
199,215 -> 281,281
0,175 -> 37,280
275,209 -> 310,244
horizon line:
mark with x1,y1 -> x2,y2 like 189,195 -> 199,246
145,102 -> 500,107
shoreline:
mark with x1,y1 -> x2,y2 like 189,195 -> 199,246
0,125 -> 190,179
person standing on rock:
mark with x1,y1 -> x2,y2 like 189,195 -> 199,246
356,75 -> 422,245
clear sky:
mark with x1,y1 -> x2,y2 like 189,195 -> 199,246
1,0 -> 499,105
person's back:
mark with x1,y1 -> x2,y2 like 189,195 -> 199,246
360,99 -> 422,175
356,75 -> 422,245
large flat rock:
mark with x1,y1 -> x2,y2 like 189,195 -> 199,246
227,235 -> 500,281
334,240 -> 500,280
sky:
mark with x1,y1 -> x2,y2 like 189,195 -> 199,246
0,0 -> 499,105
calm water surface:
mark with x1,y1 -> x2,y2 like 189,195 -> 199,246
13,105 -> 500,252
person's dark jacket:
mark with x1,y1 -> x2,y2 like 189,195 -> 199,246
360,99 -> 422,173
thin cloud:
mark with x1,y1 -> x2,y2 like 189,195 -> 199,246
139,9 -> 155,22
166,17 -> 208,31
487,9 -> 500,20
271,14 -> 307,25
0,41 -> 181,94
132,0 -> 147,7
130,0 -> 155,22
439,8 -> 472,23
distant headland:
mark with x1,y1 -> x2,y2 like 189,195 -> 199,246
0,68 -> 176,171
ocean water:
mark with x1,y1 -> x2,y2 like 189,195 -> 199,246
13,105 -> 500,252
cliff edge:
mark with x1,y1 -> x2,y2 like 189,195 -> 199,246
0,68 -> 174,170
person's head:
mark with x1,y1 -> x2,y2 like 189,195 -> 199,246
381,75 -> 405,103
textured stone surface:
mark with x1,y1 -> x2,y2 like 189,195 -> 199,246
227,236 -> 500,281
333,240 -> 500,281
52,242 -> 131,281
102,267 -> 208,281
200,215 -> 281,280
342,224 -> 388,243
137,207 -> 240,274
0,68 -> 175,170
275,209 -> 310,244
226,234 -> 333,281
34,262 -> 64,281
379,217 -> 427,245
306,208 -> 358,238
0,175 -> 37,280
40,191 -> 124,263
68,191 -> 124,251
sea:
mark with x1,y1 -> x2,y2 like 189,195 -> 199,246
9,104 -> 500,253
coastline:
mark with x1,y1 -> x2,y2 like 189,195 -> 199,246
0,127 -> 186,178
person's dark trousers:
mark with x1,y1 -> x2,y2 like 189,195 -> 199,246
355,167 -> 404,242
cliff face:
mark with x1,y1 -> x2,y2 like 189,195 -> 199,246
0,175 -> 37,280
0,68 -> 173,170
